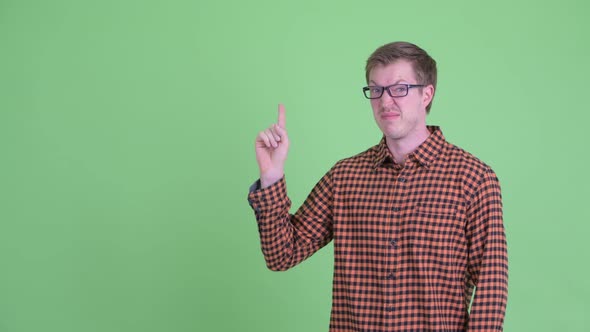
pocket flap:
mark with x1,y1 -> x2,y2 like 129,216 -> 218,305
414,202 -> 458,217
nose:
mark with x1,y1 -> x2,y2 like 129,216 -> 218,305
379,90 -> 396,108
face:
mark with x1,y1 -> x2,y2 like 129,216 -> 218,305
368,60 -> 433,142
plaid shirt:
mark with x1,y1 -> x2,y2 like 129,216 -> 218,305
248,126 -> 508,331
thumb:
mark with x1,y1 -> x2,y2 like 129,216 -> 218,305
277,103 -> 286,128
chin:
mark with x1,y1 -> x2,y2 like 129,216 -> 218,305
385,133 -> 406,140
379,124 -> 405,139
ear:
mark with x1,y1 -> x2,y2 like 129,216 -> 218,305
422,85 -> 435,108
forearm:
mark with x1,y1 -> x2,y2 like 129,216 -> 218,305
466,226 -> 508,331
248,176 -> 334,271
251,178 -> 298,271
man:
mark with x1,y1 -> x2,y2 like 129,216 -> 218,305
247,41 -> 508,331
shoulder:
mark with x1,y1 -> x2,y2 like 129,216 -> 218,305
443,142 -> 501,197
445,143 -> 495,174
328,144 -> 379,175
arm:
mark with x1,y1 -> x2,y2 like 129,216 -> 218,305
248,104 -> 333,271
465,170 -> 508,331
247,171 -> 334,271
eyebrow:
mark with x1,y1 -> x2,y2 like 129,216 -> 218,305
369,79 -> 407,86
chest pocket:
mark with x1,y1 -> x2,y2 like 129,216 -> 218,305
403,202 -> 464,254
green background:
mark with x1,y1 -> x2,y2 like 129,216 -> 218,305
1,0 -> 589,331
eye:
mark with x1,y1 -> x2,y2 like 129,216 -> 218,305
393,86 -> 406,93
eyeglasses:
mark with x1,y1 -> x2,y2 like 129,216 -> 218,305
362,84 -> 425,99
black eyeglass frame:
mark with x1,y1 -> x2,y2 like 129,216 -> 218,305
362,84 -> 425,99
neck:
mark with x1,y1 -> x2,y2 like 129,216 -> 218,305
385,126 -> 431,164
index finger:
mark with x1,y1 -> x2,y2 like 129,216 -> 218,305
277,103 -> 286,129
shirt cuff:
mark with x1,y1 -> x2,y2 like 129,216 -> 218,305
247,176 -> 288,213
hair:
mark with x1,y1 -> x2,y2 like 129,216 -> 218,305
365,41 -> 437,113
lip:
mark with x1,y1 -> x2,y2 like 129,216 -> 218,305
380,112 -> 400,120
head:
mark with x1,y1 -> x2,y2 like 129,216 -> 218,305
365,42 -> 437,142
365,41 -> 437,113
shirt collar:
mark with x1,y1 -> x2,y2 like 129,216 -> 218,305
373,125 -> 447,169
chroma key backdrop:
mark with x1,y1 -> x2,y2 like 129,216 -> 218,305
1,0 -> 589,331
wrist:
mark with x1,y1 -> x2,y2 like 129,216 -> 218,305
260,171 -> 284,189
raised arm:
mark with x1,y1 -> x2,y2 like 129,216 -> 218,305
248,104 -> 334,271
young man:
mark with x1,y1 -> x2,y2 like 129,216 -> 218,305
248,41 -> 508,331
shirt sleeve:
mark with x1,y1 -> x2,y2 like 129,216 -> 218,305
465,169 -> 509,331
247,171 -> 334,271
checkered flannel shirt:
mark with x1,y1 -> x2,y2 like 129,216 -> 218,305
248,126 -> 508,331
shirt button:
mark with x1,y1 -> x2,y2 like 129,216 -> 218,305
398,177 -> 406,183
390,239 -> 397,247
386,307 -> 394,312
387,272 -> 395,280
392,207 -> 400,212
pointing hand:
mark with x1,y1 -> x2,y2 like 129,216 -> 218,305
255,104 -> 290,188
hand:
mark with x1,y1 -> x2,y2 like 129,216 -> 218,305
255,104 -> 289,188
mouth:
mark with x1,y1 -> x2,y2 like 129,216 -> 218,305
380,112 -> 401,120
